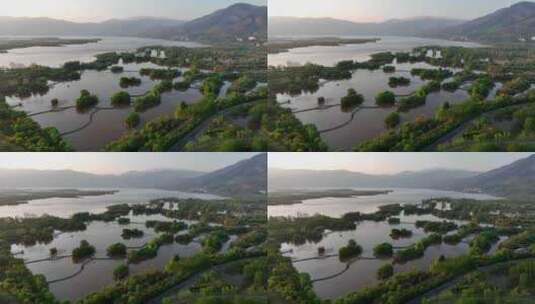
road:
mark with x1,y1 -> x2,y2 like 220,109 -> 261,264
169,99 -> 263,151
407,257 -> 535,304
146,256 -> 262,304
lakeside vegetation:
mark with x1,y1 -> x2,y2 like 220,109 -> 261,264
267,37 -> 380,54
267,194 -> 535,303
0,37 -> 100,53
269,43 -> 535,152
268,189 -> 392,205
0,195 -> 268,303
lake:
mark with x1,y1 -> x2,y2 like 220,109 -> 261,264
270,37 -> 493,150
268,187 -> 501,218
268,36 -> 484,67
0,188 -> 223,218
270,187 -> 504,300
0,36 -> 204,68
11,212 -> 235,301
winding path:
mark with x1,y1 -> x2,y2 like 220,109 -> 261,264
406,257 -> 535,304
169,99 -> 264,151
319,105 -> 382,134
60,106 -> 116,136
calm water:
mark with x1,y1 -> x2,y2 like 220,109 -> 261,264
0,36 -> 203,68
6,61 -> 205,151
268,188 -> 500,218
273,187 -> 503,299
270,36 -> 486,151
268,36 -> 484,67
0,188 -> 223,218
11,212 -> 234,301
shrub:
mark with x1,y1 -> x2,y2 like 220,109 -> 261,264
376,91 -> 396,106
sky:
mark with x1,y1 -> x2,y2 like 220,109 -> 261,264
269,0 -> 529,22
0,153 -> 260,175
1,0 -> 266,22
269,153 -> 534,175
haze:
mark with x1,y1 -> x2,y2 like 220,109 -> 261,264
269,0 -> 529,22
269,153 -> 535,175
0,153 -> 260,175
2,0 -> 266,22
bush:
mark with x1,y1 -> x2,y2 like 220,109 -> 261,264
377,263 -> 394,280
107,243 -> 127,257
374,243 -> 394,257
388,77 -> 410,87
385,112 -> 401,129
341,88 -> 364,110
125,112 -> 140,129
376,91 -> 396,106
110,66 -> 124,73
111,91 -> 131,107
76,90 -> 99,111
72,240 -> 95,261
339,239 -> 362,260
383,66 -> 396,73
113,264 -> 129,281
120,77 -> 141,88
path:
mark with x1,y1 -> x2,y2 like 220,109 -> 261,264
169,99 -> 263,151
406,257 -> 535,304
319,105 -> 381,134
146,256 -> 262,304
423,100 -> 532,151
60,106 -> 116,136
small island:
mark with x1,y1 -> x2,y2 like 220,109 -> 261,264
0,37 -> 101,53
267,37 -> 380,54
0,189 -> 118,206
268,189 -> 392,205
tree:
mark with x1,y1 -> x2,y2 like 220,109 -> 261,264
75,90 -> 99,111
385,112 -> 400,129
113,264 -> 129,281
111,91 -> 131,107
339,239 -> 362,260
377,264 -> 394,280
107,243 -> 127,257
341,88 -> 364,111
373,243 -> 394,257
125,112 -> 140,129
376,91 -> 396,106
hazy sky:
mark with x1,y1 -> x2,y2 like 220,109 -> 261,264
0,153 -> 260,175
269,0 -> 528,22
269,153 -> 534,175
2,0 -> 266,22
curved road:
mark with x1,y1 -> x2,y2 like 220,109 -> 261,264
146,256 -> 262,304
169,99 -> 264,151
407,257 -> 535,304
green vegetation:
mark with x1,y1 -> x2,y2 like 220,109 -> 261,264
339,239 -> 363,261
388,76 -> 411,87
377,263 -> 394,280
75,89 -> 99,111
110,91 -> 131,107
133,89 -> 161,112
121,228 -> 144,240
72,240 -> 96,261
119,76 -> 142,88
390,228 -> 413,239
374,243 -> 394,257
125,112 -> 140,129
107,242 -> 127,257
341,88 -> 364,111
385,112 -> 401,129
375,91 -> 396,106
113,264 -> 129,281
140,68 -> 180,80
110,66 -> 124,73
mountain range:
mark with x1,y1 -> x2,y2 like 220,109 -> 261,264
0,3 -> 267,43
0,154 -> 267,198
269,1 -> 535,43
270,154 -> 535,200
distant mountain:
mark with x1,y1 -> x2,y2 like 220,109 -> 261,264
0,154 -> 267,198
447,155 -> 535,199
0,3 -> 267,43
0,168 -> 203,189
178,153 -> 267,197
0,16 -> 185,37
435,1 -> 535,42
150,3 -> 267,42
268,168 -> 479,190
268,16 -> 464,37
